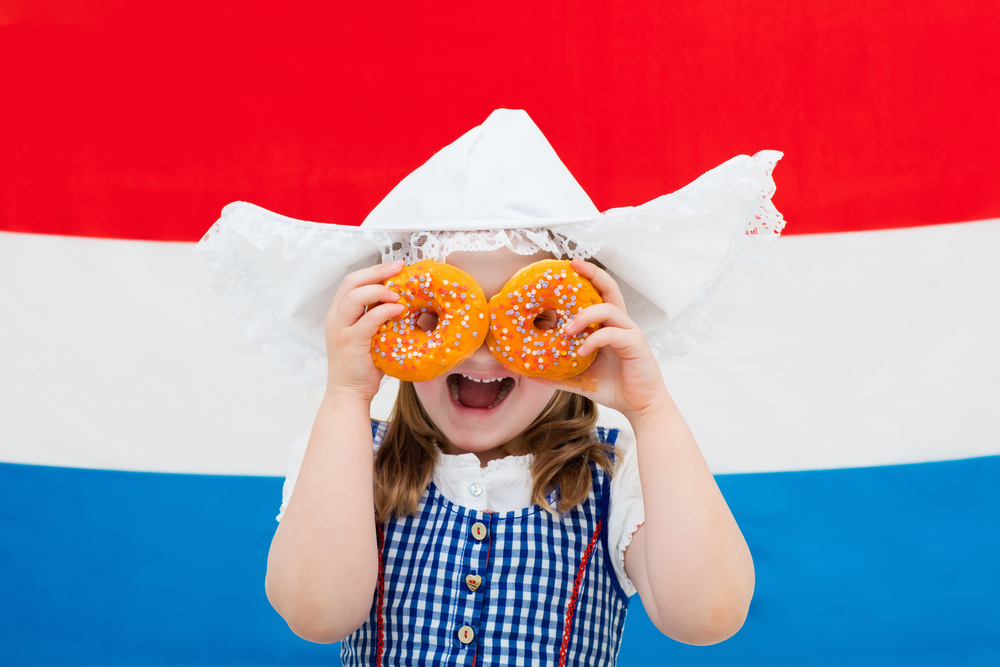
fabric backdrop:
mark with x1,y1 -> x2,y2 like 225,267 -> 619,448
2,1 -> 998,665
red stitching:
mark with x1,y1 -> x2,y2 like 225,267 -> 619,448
375,520 -> 386,666
558,519 -> 602,667
482,513 -> 494,574
471,514 -> 493,667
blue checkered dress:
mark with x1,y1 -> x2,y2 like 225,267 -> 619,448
341,421 -> 630,666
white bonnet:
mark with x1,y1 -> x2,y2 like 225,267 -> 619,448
197,109 -> 784,386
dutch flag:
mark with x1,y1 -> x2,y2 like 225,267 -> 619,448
1,2 -> 997,665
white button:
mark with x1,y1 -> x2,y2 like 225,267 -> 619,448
458,624 -> 475,644
469,482 -> 484,497
471,522 -> 488,541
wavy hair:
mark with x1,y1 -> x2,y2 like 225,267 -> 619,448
373,381 -> 614,519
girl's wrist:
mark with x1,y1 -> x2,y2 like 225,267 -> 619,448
623,390 -> 679,433
323,385 -> 375,413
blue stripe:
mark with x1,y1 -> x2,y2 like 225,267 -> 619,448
0,463 -> 330,666
2,455 -> 998,665
619,455 -> 1000,666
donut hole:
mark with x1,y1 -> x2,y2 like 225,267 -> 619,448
532,309 -> 558,330
415,311 -> 439,333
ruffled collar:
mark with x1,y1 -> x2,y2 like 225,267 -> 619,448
434,451 -> 535,477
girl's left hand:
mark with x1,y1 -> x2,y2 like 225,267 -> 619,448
537,258 -> 670,421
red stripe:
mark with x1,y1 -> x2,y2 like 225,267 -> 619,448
2,1 -> 998,241
558,519 -> 602,665
470,513 -> 494,667
375,521 -> 386,666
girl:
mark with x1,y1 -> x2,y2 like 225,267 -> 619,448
199,109 -> 783,665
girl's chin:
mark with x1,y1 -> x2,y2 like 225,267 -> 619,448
441,438 -> 508,459
438,399 -> 520,452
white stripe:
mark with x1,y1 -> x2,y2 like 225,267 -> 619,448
0,231 -> 323,475
666,218 -> 1000,473
2,220 -> 998,475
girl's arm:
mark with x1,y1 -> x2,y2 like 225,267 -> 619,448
264,261 -> 405,643
551,259 -> 754,645
622,402 -> 754,645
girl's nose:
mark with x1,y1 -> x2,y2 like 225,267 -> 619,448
461,340 -> 507,371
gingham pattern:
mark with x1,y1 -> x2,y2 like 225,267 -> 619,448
341,422 -> 630,666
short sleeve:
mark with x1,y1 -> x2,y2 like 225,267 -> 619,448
276,432 -> 310,522
605,417 -> 645,597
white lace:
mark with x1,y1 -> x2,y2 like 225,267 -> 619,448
646,150 -> 785,361
196,208 -> 656,386
198,210 -> 341,386
197,150 -> 784,385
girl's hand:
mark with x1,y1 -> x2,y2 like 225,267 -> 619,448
538,258 -> 669,422
324,261 -> 406,403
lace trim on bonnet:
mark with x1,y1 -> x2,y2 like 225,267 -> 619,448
637,149 -> 784,362
197,151 -> 784,386
196,211 -> 621,386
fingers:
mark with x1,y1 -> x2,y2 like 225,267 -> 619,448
331,260 -> 404,310
575,325 -> 647,359
342,260 -> 405,292
564,303 -> 636,336
336,284 -> 402,324
571,258 -> 627,313
355,302 -> 406,339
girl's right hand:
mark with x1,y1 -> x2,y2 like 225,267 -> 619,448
324,260 -> 406,402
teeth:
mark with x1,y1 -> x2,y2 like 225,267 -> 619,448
461,374 -> 506,383
490,378 -> 512,408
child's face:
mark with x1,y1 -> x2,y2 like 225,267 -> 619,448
411,248 -> 559,463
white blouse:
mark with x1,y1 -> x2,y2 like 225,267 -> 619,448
277,421 -> 645,597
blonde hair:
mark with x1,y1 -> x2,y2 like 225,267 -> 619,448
373,381 -> 614,519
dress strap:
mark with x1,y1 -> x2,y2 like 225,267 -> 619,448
371,420 -> 389,452
595,426 -> 621,464
593,426 -> 631,605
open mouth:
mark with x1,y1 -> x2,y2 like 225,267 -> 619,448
447,374 -> 515,409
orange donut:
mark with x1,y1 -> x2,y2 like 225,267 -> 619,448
486,259 -> 603,379
372,260 -> 489,382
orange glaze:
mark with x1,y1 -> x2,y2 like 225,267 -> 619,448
372,260 -> 489,382
486,259 -> 602,379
